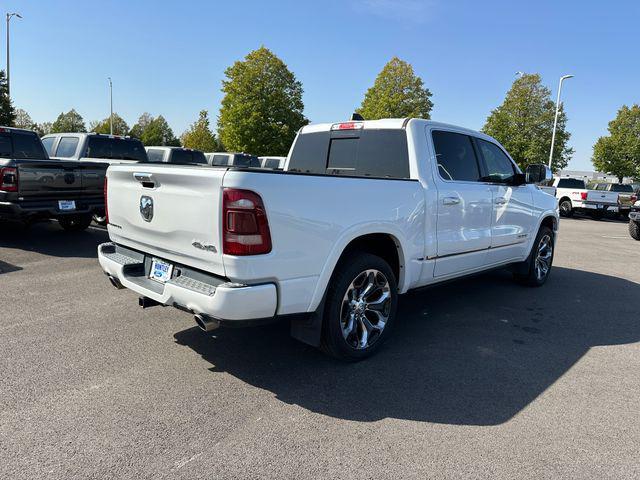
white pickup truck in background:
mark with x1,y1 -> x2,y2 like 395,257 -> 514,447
553,177 -> 619,219
98,118 -> 559,360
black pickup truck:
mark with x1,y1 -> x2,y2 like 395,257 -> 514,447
0,126 -> 106,231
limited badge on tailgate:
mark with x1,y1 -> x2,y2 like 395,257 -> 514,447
149,258 -> 173,283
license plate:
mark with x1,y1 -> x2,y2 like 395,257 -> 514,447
149,258 -> 173,283
58,200 -> 76,211
597,204 -> 603,209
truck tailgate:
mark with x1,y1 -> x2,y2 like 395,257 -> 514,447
106,164 -> 227,277
17,160 -> 87,196
586,190 -> 618,205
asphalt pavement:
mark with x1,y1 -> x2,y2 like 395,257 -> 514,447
1,216 -> 639,479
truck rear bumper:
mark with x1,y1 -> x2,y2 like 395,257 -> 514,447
98,242 -> 278,322
0,198 -> 103,220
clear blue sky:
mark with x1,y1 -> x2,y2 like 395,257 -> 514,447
4,0 -> 639,169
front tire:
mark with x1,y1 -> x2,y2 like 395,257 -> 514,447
513,226 -> 554,287
320,252 -> 398,361
630,220 -> 640,241
58,214 -> 92,232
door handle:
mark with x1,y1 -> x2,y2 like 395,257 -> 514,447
442,196 -> 461,206
494,197 -> 507,205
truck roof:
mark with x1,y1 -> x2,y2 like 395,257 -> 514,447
300,118 -> 493,140
0,125 -> 39,134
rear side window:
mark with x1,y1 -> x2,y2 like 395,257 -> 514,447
41,137 -> 56,156
288,129 -> 410,179
431,130 -> 480,182
263,158 -> 281,169
557,178 -> 586,189
146,149 -> 165,162
86,137 -> 147,161
11,132 -> 47,159
55,137 -> 79,158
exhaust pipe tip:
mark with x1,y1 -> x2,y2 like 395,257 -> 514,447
194,313 -> 220,332
108,275 -> 124,290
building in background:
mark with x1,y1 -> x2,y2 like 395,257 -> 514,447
558,170 -> 634,184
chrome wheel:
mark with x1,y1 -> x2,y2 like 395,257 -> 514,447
534,234 -> 553,281
340,269 -> 391,350
559,200 -> 571,216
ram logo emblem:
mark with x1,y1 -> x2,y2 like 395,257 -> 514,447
140,196 -> 154,222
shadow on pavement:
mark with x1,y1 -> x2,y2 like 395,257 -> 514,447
0,259 -> 22,274
0,221 -> 108,259
174,267 -> 640,426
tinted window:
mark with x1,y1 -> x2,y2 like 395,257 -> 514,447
41,137 -> 55,156
595,183 -> 606,190
192,151 -> 207,164
12,132 -> 47,159
169,149 -> 207,165
611,184 -> 633,193
146,149 -> 165,163
231,154 -> 260,167
212,155 -> 229,166
0,135 -> 12,157
432,130 -> 480,182
55,137 -> 79,158
557,178 -> 586,189
476,139 -> 515,182
86,137 -> 147,161
263,158 -> 281,169
288,129 -> 410,179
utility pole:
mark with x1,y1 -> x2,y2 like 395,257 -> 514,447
108,77 -> 113,135
549,74 -> 574,169
6,12 -> 22,100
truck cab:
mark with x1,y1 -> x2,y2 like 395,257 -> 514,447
145,146 -> 207,165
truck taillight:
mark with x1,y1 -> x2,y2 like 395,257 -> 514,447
104,176 -> 109,224
631,195 -> 637,204
222,188 -> 272,256
0,167 -> 18,192
580,192 -> 587,200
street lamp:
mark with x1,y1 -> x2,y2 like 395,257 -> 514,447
6,12 -> 22,99
548,74 -> 574,169
108,77 -> 113,135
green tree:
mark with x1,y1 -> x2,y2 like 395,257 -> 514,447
218,46 -> 307,156
141,115 -> 179,146
0,70 -> 16,126
89,113 -> 129,136
51,109 -> 87,133
14,108 -> 36,130
128,112 -> 153,139
482,73 -> 573,171
34,122 -> 52,137
181,110 -> 220,152
357,57 -> 433,120
592,105 -> 640,182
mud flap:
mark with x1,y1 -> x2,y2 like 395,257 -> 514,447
289,295 -> 326,347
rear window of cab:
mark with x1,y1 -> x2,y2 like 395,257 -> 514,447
288,129 -> 410,179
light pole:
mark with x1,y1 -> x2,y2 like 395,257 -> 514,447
108,77 -> 113,135
6,12 -> 22,99
548,74 -> 574,169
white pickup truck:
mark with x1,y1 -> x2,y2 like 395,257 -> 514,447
98,119 -> 559,360
553,177 -> 619,219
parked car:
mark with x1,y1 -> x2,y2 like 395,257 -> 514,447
42,133 -> 148,224
629,201 -> 640,240
259,156 -> 286,170
205,152 -> 261,168
592,183 -> 637,219
98,118 -> 558,360
145,146 -> 207,165
0,126 -> 106,231
552,177 -> 619,219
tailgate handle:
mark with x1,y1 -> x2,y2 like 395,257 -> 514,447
134,172 -> 155,188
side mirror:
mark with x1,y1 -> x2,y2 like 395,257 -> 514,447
525,164 -> 553,184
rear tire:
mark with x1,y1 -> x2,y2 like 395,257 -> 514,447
92,214 -> 107,226
58,214 -> 92,232
630,220 -> 640,241
559,199 -> 573,218
513,226 -> 554,287
320,252 -> 398,361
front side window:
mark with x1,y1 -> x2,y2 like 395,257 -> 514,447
431,130 -> 480,182
55,137 -> 79,158
476,139 -> 515,182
